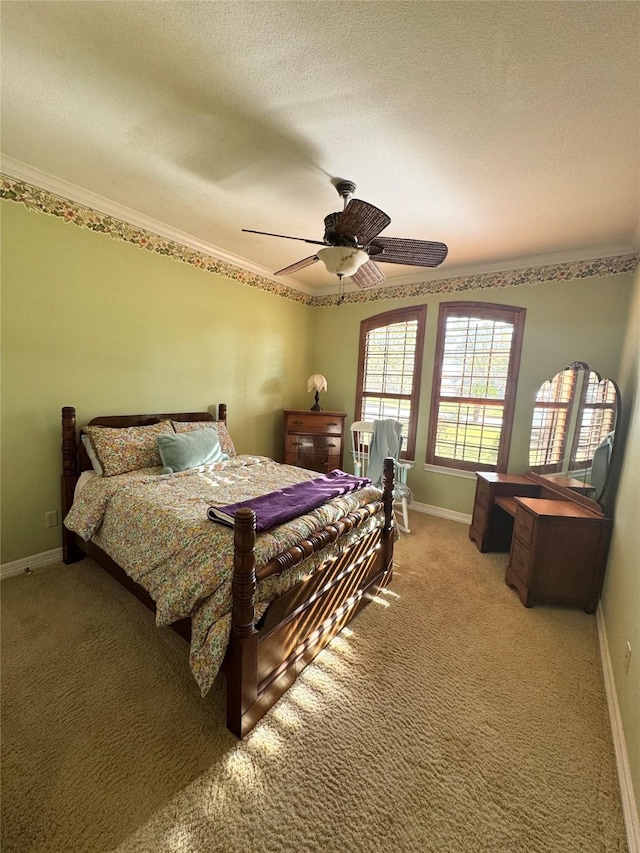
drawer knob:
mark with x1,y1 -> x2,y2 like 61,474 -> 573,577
291,420 -> 303,425
327,422 -> 338,426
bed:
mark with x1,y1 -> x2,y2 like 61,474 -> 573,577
61,405 -> 395,737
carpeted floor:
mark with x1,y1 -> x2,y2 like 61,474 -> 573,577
1,513 -> 628,853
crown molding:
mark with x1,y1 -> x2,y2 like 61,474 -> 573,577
0,156 -> 315,298
1,159 -> 637,307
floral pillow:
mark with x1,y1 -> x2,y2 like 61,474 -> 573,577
172,420 -> 236,457
85,420 -> 174,476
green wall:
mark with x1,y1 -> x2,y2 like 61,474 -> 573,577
311,277 -> 634,514
601,267 -> 640,818
1,201 -> 314,562
1,197 -> 634,554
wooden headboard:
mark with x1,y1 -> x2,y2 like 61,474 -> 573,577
61,404 -> 228,534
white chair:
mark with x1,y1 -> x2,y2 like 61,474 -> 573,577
350,421 -> 412,533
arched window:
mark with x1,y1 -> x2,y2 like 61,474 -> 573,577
426,302 -> 526,472
355,306 -> 427,460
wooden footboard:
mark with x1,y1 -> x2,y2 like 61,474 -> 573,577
225,459 -> 394,737
61,406 -> 395,737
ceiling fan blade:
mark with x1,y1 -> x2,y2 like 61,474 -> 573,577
274,255 -> 319,276
369,237 -> 448,267
242,228 -> 326,247
333,199 -> 391,245
349,260 -> 386,289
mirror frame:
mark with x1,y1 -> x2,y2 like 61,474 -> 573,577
528,361 -> 621,505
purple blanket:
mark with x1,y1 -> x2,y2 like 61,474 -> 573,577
207,469 -> 372,532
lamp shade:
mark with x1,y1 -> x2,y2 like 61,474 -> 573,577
307,374 -> 328,393
317,246 -> 369,278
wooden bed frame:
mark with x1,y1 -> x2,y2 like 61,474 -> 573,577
61,405 -> 395,737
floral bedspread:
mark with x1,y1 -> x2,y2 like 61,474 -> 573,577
64,456 -> 383,694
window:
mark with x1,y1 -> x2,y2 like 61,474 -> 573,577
529,370 -> 577,472
426,302 -> 525,472
355,306 -> 426,460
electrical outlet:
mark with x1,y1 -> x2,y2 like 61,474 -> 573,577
624,642 -> 632,675
45,510 -> 58,528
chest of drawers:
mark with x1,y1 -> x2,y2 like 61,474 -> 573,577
283,410 -> 346,473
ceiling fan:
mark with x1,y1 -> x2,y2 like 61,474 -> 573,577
242,180 -> 448,290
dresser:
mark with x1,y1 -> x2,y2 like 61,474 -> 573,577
283,410 -> 346,473
470,471 -> 612,613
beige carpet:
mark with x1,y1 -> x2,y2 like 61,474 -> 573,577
1,514 -> 628,853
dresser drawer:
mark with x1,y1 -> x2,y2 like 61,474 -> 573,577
284,413 -> 344,435
285,436 -> 343,473
474,478 -> 492,509
471,501 -> 488,533
509,537 -> 533,584
513,506 -> 535,548
285,435 -> 342,455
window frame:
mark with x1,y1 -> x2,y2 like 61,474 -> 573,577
355,305 -> 427,461
426,301 -> 526,473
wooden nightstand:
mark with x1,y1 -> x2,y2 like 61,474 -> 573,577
283,409 -> 346,473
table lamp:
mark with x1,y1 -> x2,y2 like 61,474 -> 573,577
307,374 -> 328,411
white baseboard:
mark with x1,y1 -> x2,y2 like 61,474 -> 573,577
410,501 -> 473,526
0,547 -> 63,580
596,605 -> 640,853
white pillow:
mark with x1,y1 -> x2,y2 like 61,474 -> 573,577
81,434 -> 103,476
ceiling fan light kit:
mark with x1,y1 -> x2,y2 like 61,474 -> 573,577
243,180 -> 448,294
316,246 -> 369,278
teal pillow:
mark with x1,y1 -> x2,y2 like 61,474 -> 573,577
156,429 -> 228,474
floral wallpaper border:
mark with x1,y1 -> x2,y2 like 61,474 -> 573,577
310,253 -> 640,307
2,174 -> 638,307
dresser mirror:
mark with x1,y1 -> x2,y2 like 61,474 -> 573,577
528,361 -> 620,503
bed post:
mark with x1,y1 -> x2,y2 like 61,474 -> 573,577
382,456 -> 395,575
218,403 -> 227,423
61,406 -> 83,564
226,507 -> 259,738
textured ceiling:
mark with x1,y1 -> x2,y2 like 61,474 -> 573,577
1,1 -> 639,294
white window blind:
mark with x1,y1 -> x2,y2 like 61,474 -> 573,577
529,370 -> 576,470
427,303 -> 525,472
435,317 -> 513,466
361,320 -> 418,438
356,306 -> 426,460
572,376 -> 618,466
